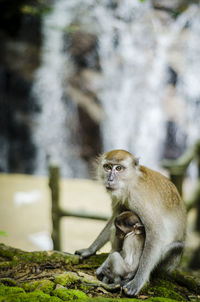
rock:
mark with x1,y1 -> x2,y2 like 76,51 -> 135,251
66,29 -> 100,70
0,244 -> 200,301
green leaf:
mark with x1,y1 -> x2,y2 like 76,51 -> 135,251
0,230 -> 8,237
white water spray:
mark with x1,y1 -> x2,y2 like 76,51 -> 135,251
32,0 -> 200,176
32,0 -> 89,177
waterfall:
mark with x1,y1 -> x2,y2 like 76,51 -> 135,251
32,0 -> 89,177
32,0 -> 200,176
175,6 -> 200,145
96,0 -> 167,168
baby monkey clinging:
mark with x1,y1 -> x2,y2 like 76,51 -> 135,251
97,211 -> 145,285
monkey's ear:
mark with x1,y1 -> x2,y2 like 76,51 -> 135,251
134,157 -> 140,167
93,154 -> 104,180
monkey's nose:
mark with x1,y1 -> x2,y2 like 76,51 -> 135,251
106,181 -> 115,190
108,173 -> 114,182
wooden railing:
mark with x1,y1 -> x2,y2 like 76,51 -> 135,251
49,140 -> 200,250
162,140 -> 200,211
49,164 -> 109,251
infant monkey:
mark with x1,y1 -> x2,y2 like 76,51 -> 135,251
97,211 -> 145,284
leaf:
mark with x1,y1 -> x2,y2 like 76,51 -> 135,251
0,230 -> 8,237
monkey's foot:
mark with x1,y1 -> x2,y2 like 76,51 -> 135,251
123,279 -> 142,297
96,268 -> 112,284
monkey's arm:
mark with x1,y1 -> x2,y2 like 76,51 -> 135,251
75,217 -> 114,259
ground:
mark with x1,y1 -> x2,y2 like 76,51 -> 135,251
0,243 -> 200,302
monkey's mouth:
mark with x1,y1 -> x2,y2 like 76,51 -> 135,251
106,184 -> 117,191
106,186 -> 115,191
106,181 -> 117,191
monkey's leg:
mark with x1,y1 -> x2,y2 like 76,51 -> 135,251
75,217 -> 114,259
123,235 -> 164,296
96,256 -> 111,282
97,252 -> 127,284
110,252 -> 129,284
158,241 -> 184,272
97,253 -> 116,283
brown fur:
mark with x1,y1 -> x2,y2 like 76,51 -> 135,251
76,149 -> 186,296
105,149 -> 133,162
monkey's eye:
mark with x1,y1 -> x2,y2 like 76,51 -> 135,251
103,164 -> 112,171
115,165 -> 123,172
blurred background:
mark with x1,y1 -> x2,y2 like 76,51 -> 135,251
0,0 -> 200,269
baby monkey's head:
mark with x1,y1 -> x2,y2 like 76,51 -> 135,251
114,211 -> 144,240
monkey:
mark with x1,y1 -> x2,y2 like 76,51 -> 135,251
75,149 -> 186,296
96,211 -> 145,285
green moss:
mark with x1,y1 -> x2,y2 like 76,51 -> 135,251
54,272 -> 79,286
77,282 -> 92,292
0,261 -> 12,269
22,279 -> 55,294
0,284 -> 25,295
155,279 -> 177,290
0,244 -> 17,260
172,270 -> 200,293
52,288 -> 87,300
147,298 -> 182,302
81,253 -> 107,268
74,298 -> 183,302
74,298 -> 146,302
75,299 -> 139,302
0,278 -> 18,287
0,290 -> 62,302
149,286 -> 186,301
0,244 -> 79,266
146,279 -> 186,301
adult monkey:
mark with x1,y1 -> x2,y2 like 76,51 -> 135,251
75,150 -> 186,296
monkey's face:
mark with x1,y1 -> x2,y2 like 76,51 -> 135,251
100,150 -> 139,192
103,163 -> 127,191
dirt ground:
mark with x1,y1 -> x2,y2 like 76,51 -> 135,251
0,173 -> 111,253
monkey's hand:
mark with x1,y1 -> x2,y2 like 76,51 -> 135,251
96,264 -> 111,282
123,278 -> 143,297
75,248 -> 95,259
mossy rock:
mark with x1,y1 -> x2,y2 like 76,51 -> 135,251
0,284 -> 25,296
0,243 -> 79,266
22,279 -> 55,294
68,298 -> 182,302
0,244 -> 200,301
147,285 -> 186,301
54,272 -> 78,287
52,288 -> 87,300
0,290 -> 62,302
146,279 -> 189,301
80,253 -> 107,268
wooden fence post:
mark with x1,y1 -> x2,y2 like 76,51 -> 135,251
162,164 -> 185,196
49,163 -> 61,251
170,172 -> 184,197
162,140 -> 200,197
195,142 -> 200,231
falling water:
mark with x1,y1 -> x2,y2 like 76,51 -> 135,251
32,0 -> 89,177
33,0 -> 200,176
96,0 -> 167,168
175,6 -> 200,144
